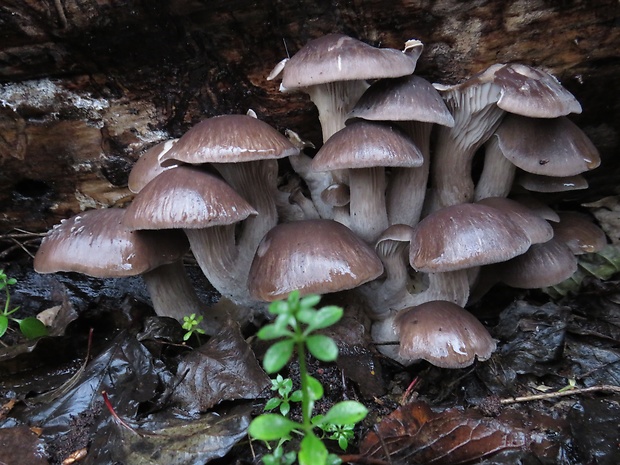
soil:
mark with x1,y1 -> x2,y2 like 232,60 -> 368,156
1,247 -> 619,465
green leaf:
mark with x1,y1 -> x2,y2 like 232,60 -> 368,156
326,453 -> 343,465
269,300 -> 290,315
248,414 -> 299,441
279,400 -> 290,417
0,315 -> 8,338
296,308 -> 317,325
320,401 -> 368,426
338,435 -> 349,451
18,317 -> 48,339
306,334 -> 338,362
264,397 -> 282,411
306,306 -> 343,331
263,339 -> 295,373
298,432 -> 328,465
299,294 -> 321,309
306,375 -> 324,401
286,290 -> 301,307
290,389 -> 303,402
258,323 -> 292,340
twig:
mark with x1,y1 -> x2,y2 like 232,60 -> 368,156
500,384 -> 620,404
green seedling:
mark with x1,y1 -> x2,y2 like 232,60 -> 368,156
265,374 -> 302,417
248,291 -> 368,465
181,313 -> 206,343
0,269 -> 47,340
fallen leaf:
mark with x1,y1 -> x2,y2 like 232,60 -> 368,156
360,402 -> 531,464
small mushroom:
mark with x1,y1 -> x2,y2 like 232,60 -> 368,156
429,63 -> 581,210
311,120 -> 423,242
373,300 -> 496,367
34,208 -> 209,326
475,115 -> 600,200
122,166 -> 259,306
248,219 -> 384,302
349,74 -> 454,225
128,138 -> 180,194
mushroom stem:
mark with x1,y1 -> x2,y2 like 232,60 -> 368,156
184,225 -> 251,305
289,153 -> 335,219
428,84 -> 505,210
474,135 -> 517,200
307,80 -> 370,142
142,261 -> 221,334
214,160 -> 279,278
387,121 -> 432,226
348,166 -> 389,243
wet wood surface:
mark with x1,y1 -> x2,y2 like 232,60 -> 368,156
1,0 -> 618,232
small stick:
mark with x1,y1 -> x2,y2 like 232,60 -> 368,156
500,384 -> 620,404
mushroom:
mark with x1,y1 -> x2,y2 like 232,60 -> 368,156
514,172 -> 589,193
552,211 -> 608,255
365,202 -> 533,321
271,33 -> 423,142
247,219 -> 384,302
310,120 -> 423,243
348,74 -> 455,225
373,300 -> 496,367
269,34 -> 423,218
475,114 -> 600,200
33,208 -> 211,327
159,114 -> 300,282
428,63 -> 582,210
122,166 -> 260,307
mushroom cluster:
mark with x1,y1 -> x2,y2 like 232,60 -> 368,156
34,33 -> 606,369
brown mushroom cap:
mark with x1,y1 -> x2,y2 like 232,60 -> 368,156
495,114 -> 600,176
311,120 -> 423,170
248,219 -> 384,301
160,114 -> 299,166
552,211 -> 608,254
128,138 -> 180,194
348,74 -> 455,127
515,172 -> 588,193
122,166 -> 257,230
476,196 -> 554,245
495,238 -> 578,288
34,208 -> 188,278
409,203 -> 532,272
492,63 -> 582,117
281,33 -> 422,90
395,300 -> 496,368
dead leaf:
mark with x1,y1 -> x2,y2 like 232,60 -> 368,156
0,425 -> 48,464
360,402 -> 531,464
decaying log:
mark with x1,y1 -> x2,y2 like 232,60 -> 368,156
0,0 -> 618,232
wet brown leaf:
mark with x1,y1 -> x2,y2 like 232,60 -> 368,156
360,402 -> 530,464
0,425 -> 48,464
171,322 -> 270,413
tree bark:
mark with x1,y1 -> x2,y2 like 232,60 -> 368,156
0,0 -> 618,232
